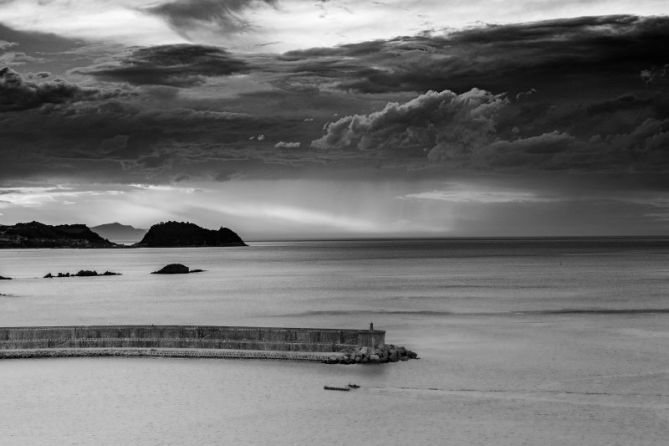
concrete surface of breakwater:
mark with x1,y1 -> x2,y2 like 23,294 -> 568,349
0,325 -> 386,361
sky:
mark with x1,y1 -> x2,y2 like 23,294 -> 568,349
1,0 -> 669,239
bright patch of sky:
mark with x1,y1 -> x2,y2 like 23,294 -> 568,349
0,0 -> 666,52
2,180 -> 669,238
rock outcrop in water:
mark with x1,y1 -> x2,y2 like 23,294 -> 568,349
136,221 -> 246,247
0,221 -> 116,248
324,344 -> 418,365
44,270 -> 121,278
152,264 -> 204,274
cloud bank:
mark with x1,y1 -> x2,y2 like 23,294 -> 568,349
0,67 -> 101,111
2,13 -> 669,236
311,89 -> 506,163
81,44 -> 249,87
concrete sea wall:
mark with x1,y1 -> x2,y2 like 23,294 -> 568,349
0,325 -> 386,361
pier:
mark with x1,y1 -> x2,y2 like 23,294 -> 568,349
0,325 -> 387,361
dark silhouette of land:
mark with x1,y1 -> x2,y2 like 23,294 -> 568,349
0,221 -> 246,248
0,221 -> 114,248
135,221 -> 246,247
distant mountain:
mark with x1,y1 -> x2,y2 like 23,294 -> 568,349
92,223 -> 146,243
135,221 -> 247,247
0,221 -> 116,248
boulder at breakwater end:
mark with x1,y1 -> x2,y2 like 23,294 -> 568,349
323,344 -> 418,365
44,270 -> 121,278
135,221 -> 246,247
152,263 -> 204,274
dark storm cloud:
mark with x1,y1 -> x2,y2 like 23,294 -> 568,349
312,87 -> 669,175
282,15 -> 669,95
147,0 -> 277,34
3,14 -> 669,184
585,94 -> 654,115
0,66 -> 103,111
641,64 -> 669,84
0,77 -> 331,184
301,15 -> 669,178
80,44 -> 249,86
473,132 -> 579,169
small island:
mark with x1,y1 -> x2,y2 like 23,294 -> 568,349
135,221 -> 246,247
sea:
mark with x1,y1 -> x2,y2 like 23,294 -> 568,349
1,238 -> 668,446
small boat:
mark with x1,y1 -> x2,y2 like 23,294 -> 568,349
347,383 -> 360,389
324,385 -> 351,391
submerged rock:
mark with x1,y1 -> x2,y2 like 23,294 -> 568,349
152,263 -> 204,274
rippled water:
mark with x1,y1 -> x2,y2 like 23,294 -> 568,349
1,239 -> 669,445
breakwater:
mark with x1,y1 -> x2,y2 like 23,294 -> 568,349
0,325 -> 387,361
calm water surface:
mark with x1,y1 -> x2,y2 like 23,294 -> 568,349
1,239 -> 668,445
